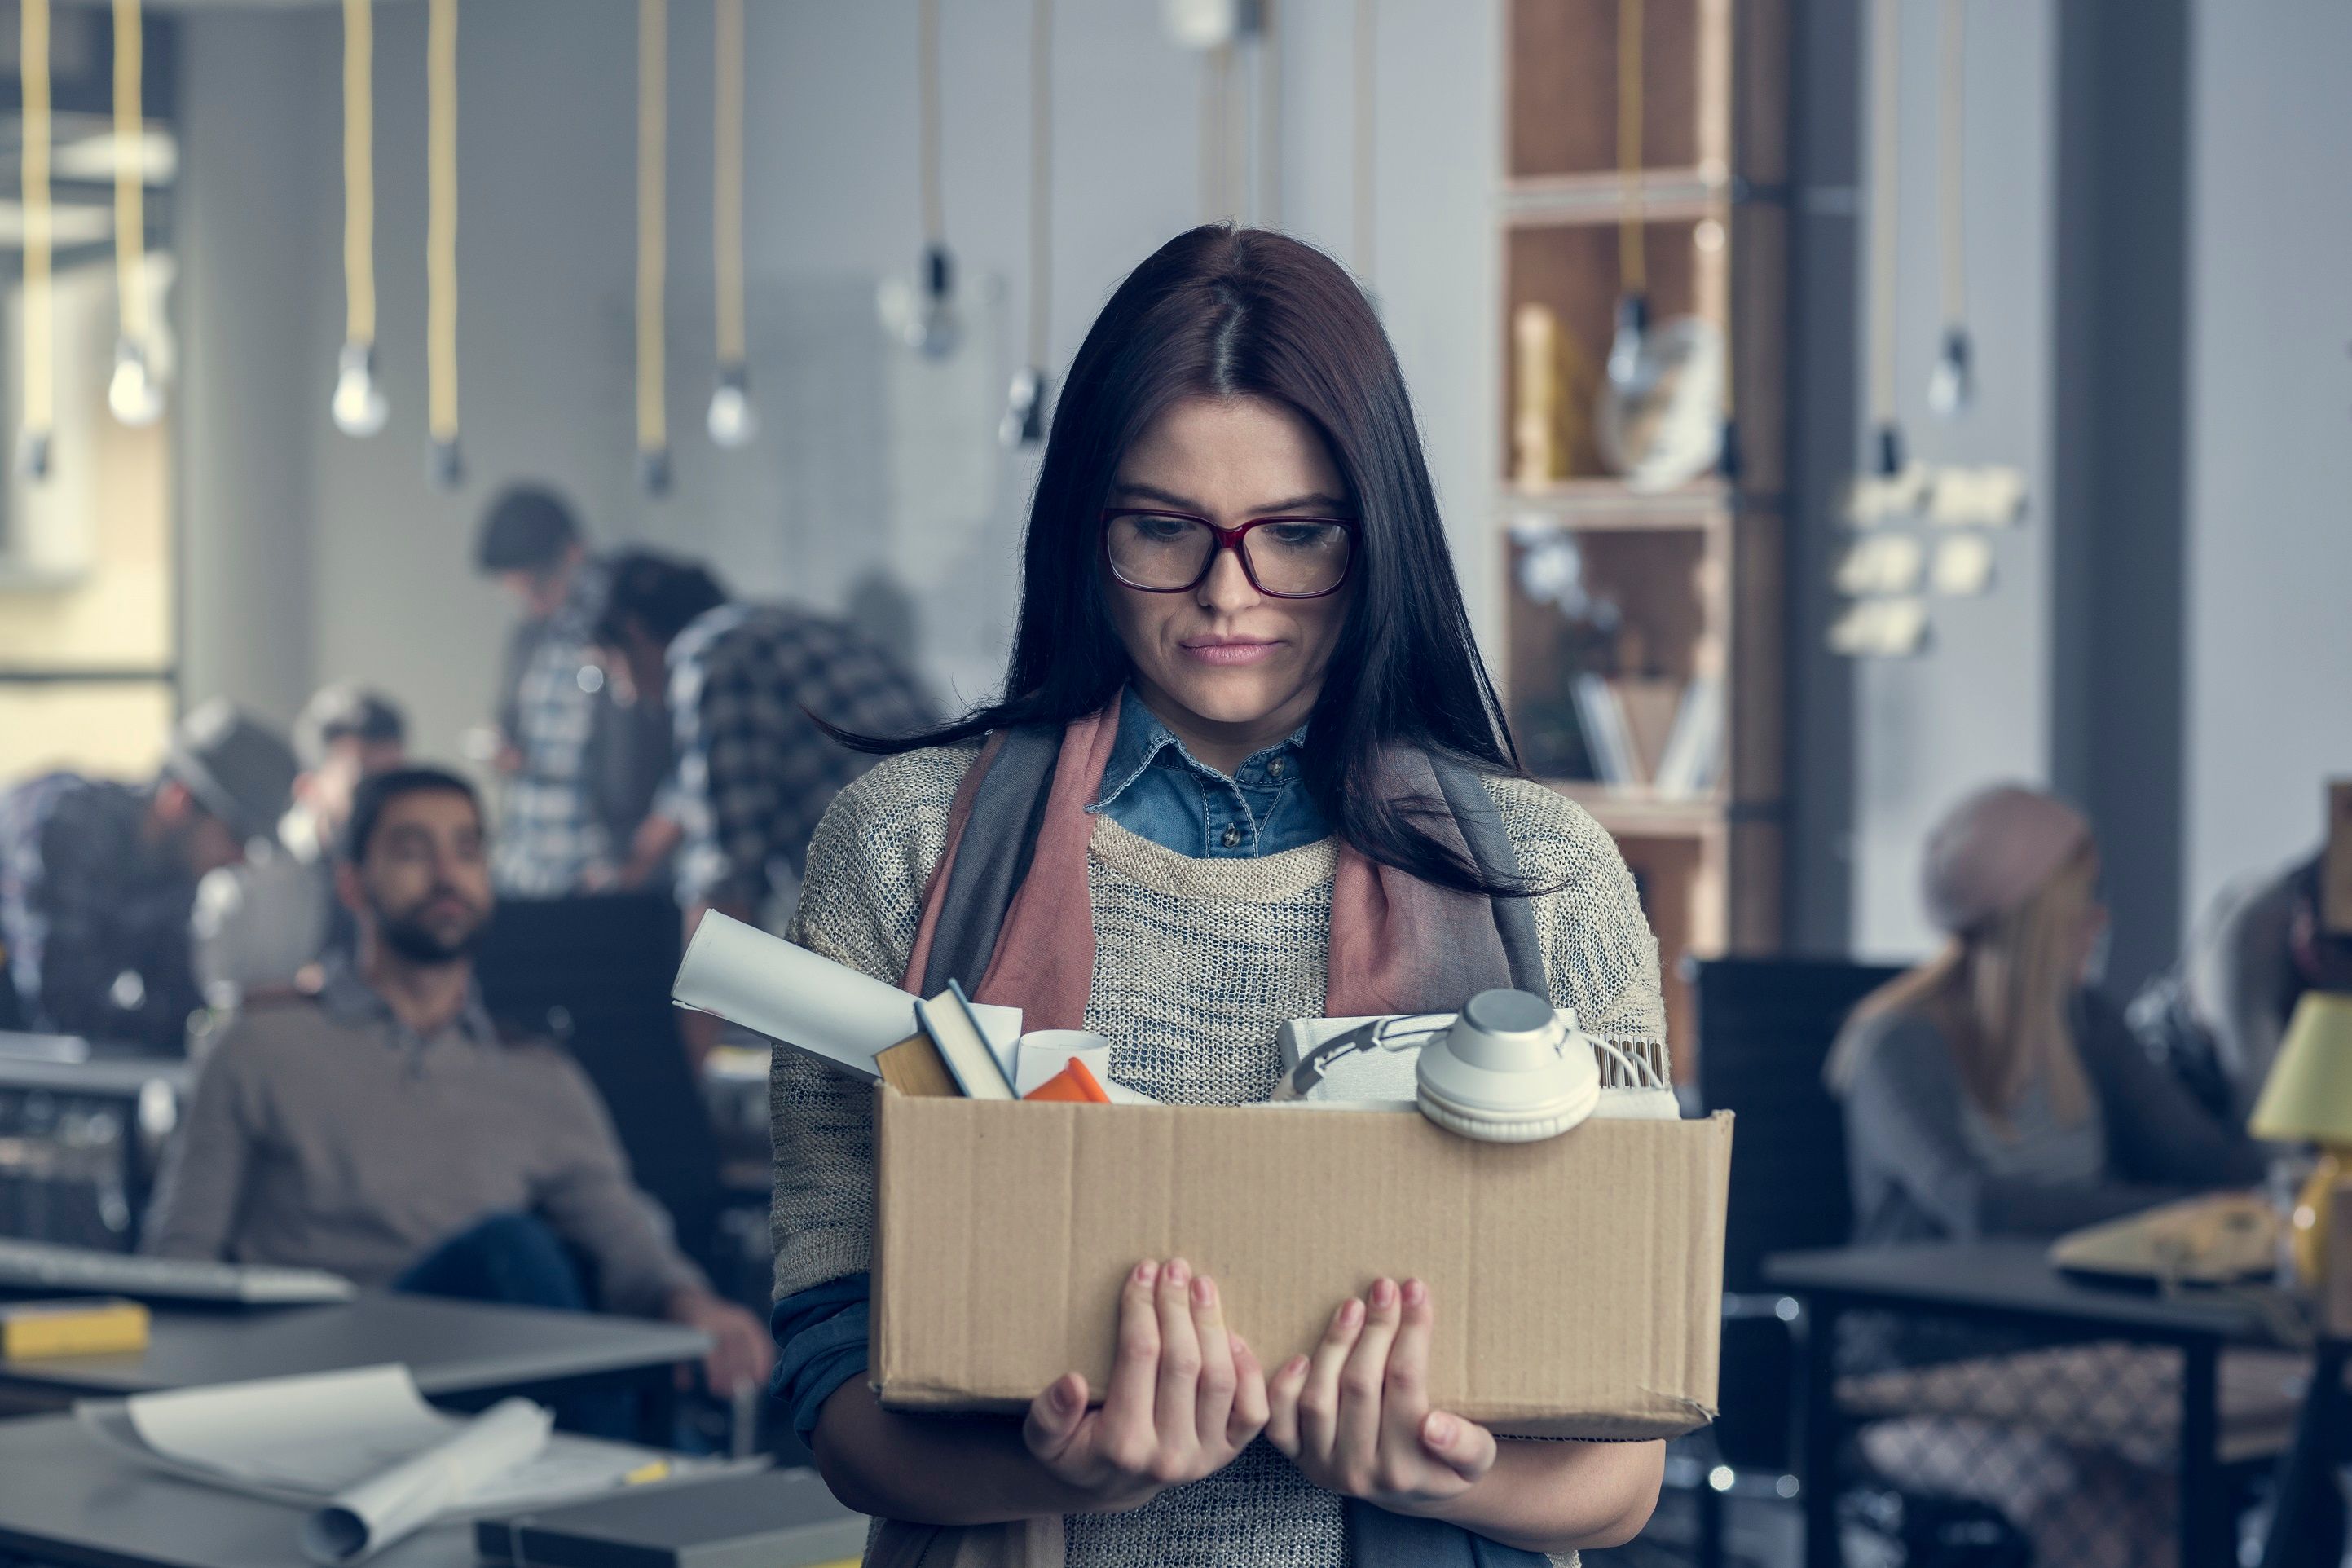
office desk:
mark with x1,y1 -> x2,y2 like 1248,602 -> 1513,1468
1767,1240 -> 2279,1568
0,1412 -> 475,1568
0,1291 -> 708,1433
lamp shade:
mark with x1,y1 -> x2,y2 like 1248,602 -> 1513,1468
2249,992 -> 2352,1146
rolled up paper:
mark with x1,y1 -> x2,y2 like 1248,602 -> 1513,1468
672,912 -> 1017,1079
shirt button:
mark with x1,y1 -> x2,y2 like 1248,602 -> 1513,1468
1221,824 -> 1243,849
1270,758 -> 1285,777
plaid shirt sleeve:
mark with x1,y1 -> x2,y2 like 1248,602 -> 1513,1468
670,611 -> 937,912
490,566 -> 614,896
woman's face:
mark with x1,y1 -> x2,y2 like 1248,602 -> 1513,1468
1101,395 -> 1354,764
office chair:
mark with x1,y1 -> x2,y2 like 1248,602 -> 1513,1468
473,894 -> 725,1280
1684,954 -> 1905,1568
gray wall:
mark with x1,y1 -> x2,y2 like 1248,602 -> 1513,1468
2183,0 -> 2352,918
177,0 -> 1500,769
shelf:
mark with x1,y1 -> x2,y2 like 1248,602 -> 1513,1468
1504,478 -> 1735,532
1501,170 -> 1731,227
1543,781 -> 1727,838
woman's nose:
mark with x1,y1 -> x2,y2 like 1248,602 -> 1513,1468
1195,541 -> 1261,610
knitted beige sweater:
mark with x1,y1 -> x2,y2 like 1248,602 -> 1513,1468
773,742 -> 1667,1568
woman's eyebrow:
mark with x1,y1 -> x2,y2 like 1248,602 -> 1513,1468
1108,481 -> 1352,515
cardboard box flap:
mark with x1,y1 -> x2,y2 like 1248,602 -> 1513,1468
874,1091 -> 1731,1440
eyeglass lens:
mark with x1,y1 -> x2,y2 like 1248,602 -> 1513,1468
1106,514 -> 1352,596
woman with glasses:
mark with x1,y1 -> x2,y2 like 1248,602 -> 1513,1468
769,227 -> 1668,1565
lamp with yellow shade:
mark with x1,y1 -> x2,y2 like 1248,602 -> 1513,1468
2249,991 -> 2352,1287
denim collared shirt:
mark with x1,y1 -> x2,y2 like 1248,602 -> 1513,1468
1089,689 -> 1328,858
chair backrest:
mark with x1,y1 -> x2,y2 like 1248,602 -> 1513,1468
1692,955 -> 1905,1294
473,894 -> 725,1276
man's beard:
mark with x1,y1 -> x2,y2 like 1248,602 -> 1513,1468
375,894 -> 486,963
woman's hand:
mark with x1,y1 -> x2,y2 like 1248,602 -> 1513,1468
1266,1277 -> 1498,1513
1021,1258 -> 1270,1513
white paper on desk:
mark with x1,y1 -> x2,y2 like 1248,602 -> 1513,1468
672,912 -> 1020,1080
74,1364 -> 737,1564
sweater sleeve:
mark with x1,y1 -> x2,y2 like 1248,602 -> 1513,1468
1480,777 -> 1669,1082
767,745 -> 973,1302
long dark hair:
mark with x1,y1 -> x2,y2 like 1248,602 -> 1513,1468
857,225 -> 1526,895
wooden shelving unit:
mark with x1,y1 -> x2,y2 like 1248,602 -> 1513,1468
1500,0 -> 1788,1070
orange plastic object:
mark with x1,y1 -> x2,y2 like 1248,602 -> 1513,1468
1022,1057 -> 1112,1104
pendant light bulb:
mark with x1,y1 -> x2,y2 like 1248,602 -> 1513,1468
910,244 -> 962,359
15,429 -> 50,483
1605,295 -> 1649,390
331,341 -> 389,438
706,363 -> 756,449
1000,366 -> 1049,448
638,447 -> 672,496
107,337 -> 164,427
1927,327 -> 1972,418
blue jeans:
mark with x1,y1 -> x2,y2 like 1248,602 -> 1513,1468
393,1212 -> 632,1438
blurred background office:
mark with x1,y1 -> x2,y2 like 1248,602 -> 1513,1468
0,2 -> 2347,1566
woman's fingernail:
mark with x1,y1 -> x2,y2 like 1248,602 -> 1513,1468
1403,1278 -> 1428,1307
1372,1278 -> 1397,1309
1166,1257 -> 1191,1287
1191,1274 -> 1216,1307
1426,1412 -> 1455,1445
1134,1260 -> 1158,1285
1283,1355 -> 1310,1380
1054,1379 -> 1077,1412
1339,1297 -> 1363,1330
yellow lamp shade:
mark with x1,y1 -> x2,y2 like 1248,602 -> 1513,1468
2249,992 -> 2352,1147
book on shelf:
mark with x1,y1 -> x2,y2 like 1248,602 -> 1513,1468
1571,676 -> 1638,788
1654,674 -> 1724,799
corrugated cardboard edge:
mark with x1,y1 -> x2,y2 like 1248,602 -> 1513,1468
873,1090 -> 1733,1441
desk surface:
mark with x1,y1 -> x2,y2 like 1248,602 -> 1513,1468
0,1290 -> 709,1401
0,1412 -> 476,1568
1765,1238 -> 2271,1341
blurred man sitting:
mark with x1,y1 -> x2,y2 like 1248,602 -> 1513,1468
0,701 -> 296,1051
591,551 -> 935,942
143,766 -> 771,1398
192,684 -> 407,1005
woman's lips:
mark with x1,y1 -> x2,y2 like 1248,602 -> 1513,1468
1181,639 -> 1281,666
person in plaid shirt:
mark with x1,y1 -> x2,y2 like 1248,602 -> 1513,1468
592,551 -> 936,935
474,487 -> 674,896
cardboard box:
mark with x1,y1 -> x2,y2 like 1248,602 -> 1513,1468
871,1088 -> 1733,1440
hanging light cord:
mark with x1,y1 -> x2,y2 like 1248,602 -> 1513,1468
1866,0 -> 1901,457
1936,0 -> 1965,334
637,0 -> 667,459
426,0 -> 458,447
1025,0 -> 1052,369
1618,0 -> 1644,296
22,0 -> 51,445
713,0 -> 743,372
917,0 -> 944,247
1352,0 -> 1373,277
343,0 -> 375,349
114,0 -> 145,352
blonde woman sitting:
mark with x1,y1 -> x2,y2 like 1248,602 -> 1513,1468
1827,784 -> 2266,1568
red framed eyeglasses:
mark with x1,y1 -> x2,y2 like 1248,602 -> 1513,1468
1099,509 -> 1359,600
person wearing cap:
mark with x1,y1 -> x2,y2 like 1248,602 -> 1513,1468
0,700 -> 297,1051
1825,784 -> 2266,1568
191,685 -> 409,1004
473,485 -> 674,897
